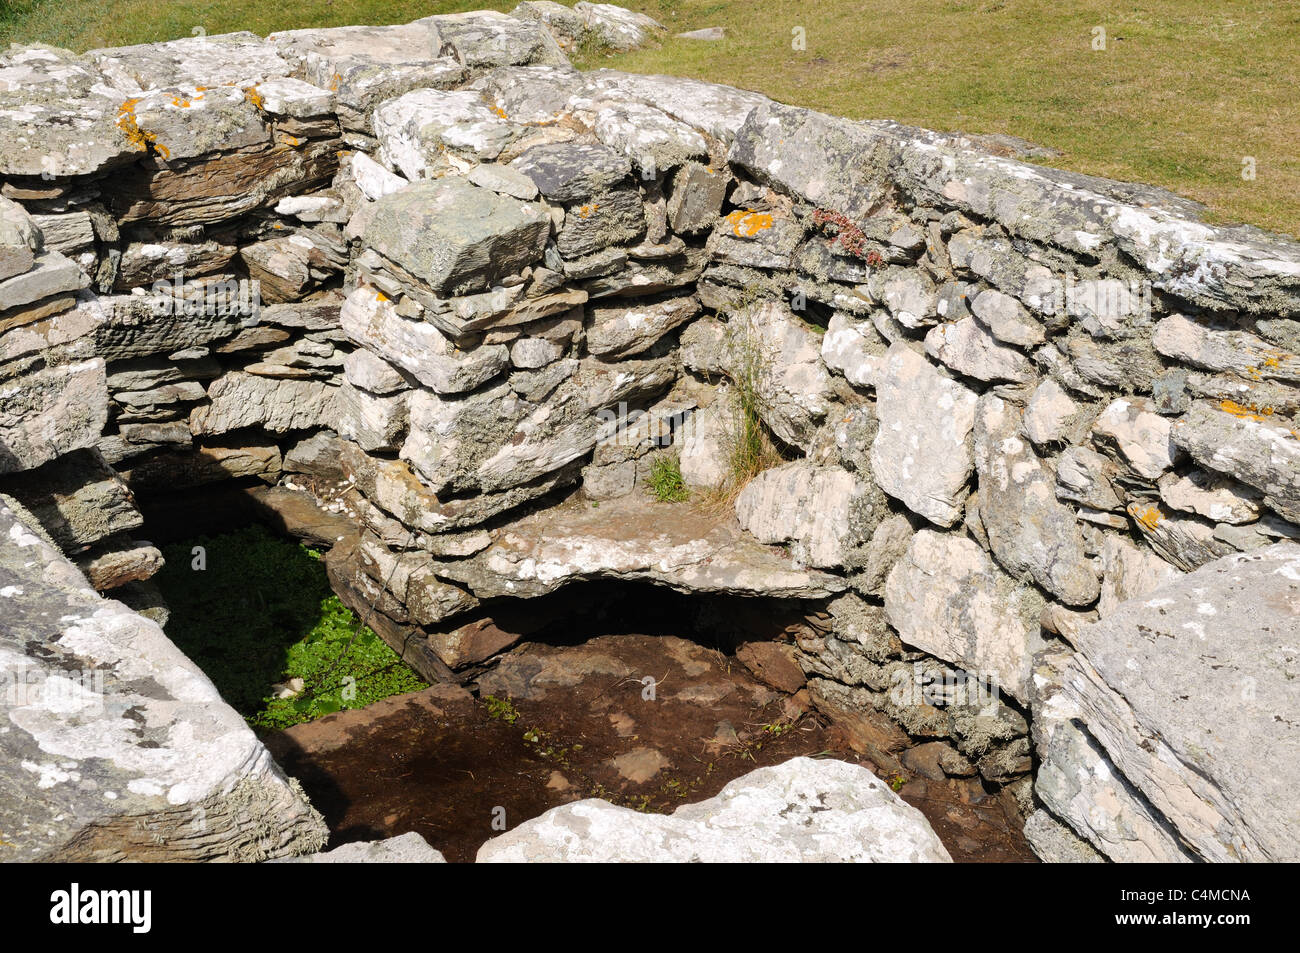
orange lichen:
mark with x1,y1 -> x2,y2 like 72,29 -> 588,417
491,105 -> 508,119
578,204 -> 599,218
1219,399 -> 1274,422
245,85 -> 264,110
169,87 -> 207,108
116,97 -> 168,158
1133,505 -> 1163,530
725,209 -> 773,237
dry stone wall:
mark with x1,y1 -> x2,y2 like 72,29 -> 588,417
1,5 -> 1297,862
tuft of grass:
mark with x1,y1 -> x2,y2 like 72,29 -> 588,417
646,452 -> 690,502
573,26 -> 616,63
696,300 -> 787,513
724,319 -> 781,485
154,525 -> 426,731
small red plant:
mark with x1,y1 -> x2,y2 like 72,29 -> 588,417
811,207 -> 879,263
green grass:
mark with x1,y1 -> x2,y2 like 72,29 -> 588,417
647,453 -> 690,502
154,525 -> 426,731
1,0 -> 1296,234
720,302 -> 785,493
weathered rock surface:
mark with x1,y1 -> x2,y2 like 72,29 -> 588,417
269,20 -> 463,129
190,371 -> 338,435
0,360 -> 108,475
402,352 -> 672,494
591,101 -> 707,174
1031,650 -> 1195,862
1153,313 -> 1300,382
724,300 -> 839,451
925,316 -> 1035,383
871,343 -> 978,527
1053,545 -> 1300,861
437,495 -> 847,600
1022,377 -> 1086,447
735,461 -> 887,569
1022,809 -> 1106,864
974,394 -> 1099,605
573,70 -> 769,145
885,530 -> 1045,703
509,142 -> 631,202
730,103 -> 899,220
1096,533 -> 1182,618
0,47 -> 144,177
0,503 -> 327,861
477,757 -> 951,862
341,286 -> 508,394
273,830 -> 445,863
586,294 -> 699,359
364,178 -> 549,296
374,88 -> 520,179
1158,467 -> 1261,525
0,449 -> 141,553
1091,397 -> 1179,480
1171,401 -> 1300,523
821,313 -> 886,390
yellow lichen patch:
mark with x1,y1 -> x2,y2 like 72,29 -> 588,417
1219,399 -> 1273,422
245,85 -> 264,110
578,204 -> 599,218
374,290 -> 388,303
330,71 -> 342,93
725,209 -> 774,237
1133,505 -> 1163,530
491,105 -> 508,119
116,97 -> 166,157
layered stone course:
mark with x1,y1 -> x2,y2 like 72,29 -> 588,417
1,4 -> 1296,862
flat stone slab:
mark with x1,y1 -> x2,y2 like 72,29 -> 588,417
0,47 -> 144,177
436,494 -> 848,599
1172,400 -> 1300,524
364,178 -> 550,297
572,70 -> 770,145
90,32 -> 293,92
477,757 -> 952,862
1059,544 -> 1300,862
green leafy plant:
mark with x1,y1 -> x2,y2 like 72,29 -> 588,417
484,694 -> 521,725
646,453 -> 690,502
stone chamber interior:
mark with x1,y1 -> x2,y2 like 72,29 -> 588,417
131,482 -> 1037,863
2,4 -> 1296,864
